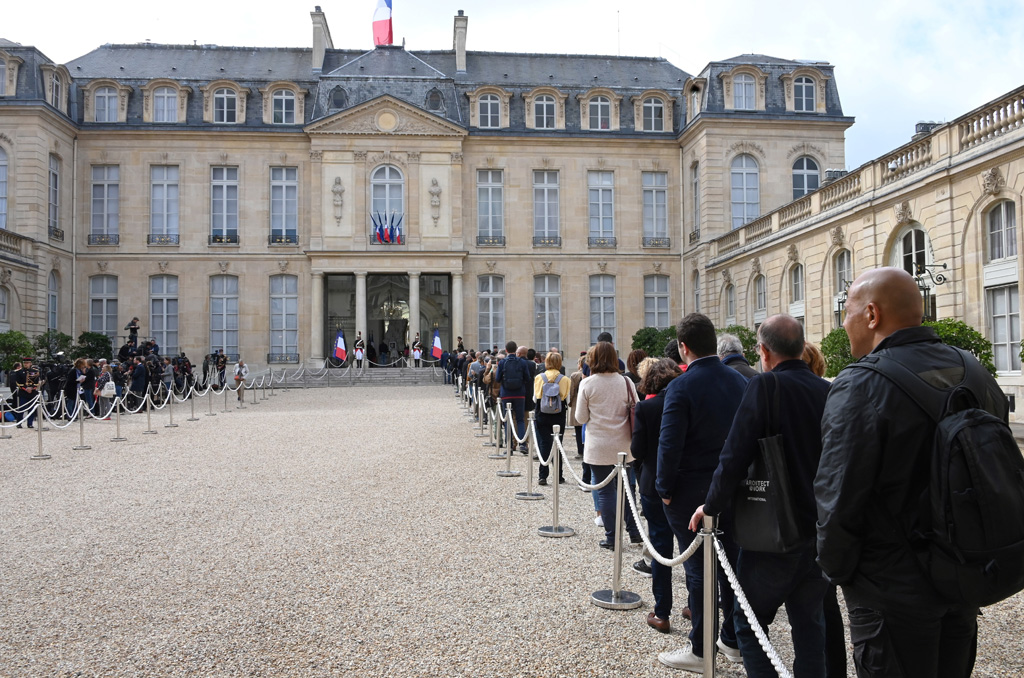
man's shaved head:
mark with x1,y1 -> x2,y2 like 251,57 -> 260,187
844,267 -> 923,357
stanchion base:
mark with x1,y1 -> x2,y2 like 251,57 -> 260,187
110,437 -> 127,442
538,525 -> 575,538
143,430 -> 158,435
186,417 -> 200,422
0,434 -> 11,440
164,424 -> 179,428
497,470 -> 522,478
482,442 -> 497,447
591,589 -> 643,610
487,453 -> 508,459
515,491 -> 544,501
72,445 -> 92,450
474,433 -> 488,438
29,454 -> 52,461
205,413 -> 217,417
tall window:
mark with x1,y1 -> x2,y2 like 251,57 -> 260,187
371,165 -> 404,224
89,275 -> 118,340
534,95 -> 555,129
270,275 -> 299,357
691,163 -> 700,235
731,154 -> 759,229
90,165 -> 119,240
0,287 -> 7,323
988,201 -> 1017,261
693,271 -> 702,312
791,264 -> 805,303
478,275 -> 504,351
734,73 -> 755,110
47,271 -> 58,330
589,96 -> 610,130
95,86 -> 117,122
642,97 -> 664,131
642,172 -> 668,241
50,73 -> 62,109
272,89 -> 295,124
270,167 -> 298,243
0,63 -> 5,96
151,166 -> 179,243
899,228 -> 929,275
477,170 -> 504,240
794,76 -> 815,112
150,275 -> 179,355
533,170 -> 559,242
0,147 -> 7,229
211,167 -> 239,242
988,285 -> 1021,372
792,157 -> 820,199
478,94 -> 499,128
154,86 -> 177,123
214,88 -> 237,123
754,275 -> 767,313
588,171 -> 615,243
48,154 -> 60,232
534,275 -> 560,350
835,249 -> 852,294
210,275 -> 239,358
644,275 -> 670,329
725,285 -> 736,321
590,275 -> 616,343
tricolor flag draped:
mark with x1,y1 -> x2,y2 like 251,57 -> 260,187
334,329 -> 347,362
373,0 -> 393,46
431,329 -> 443,359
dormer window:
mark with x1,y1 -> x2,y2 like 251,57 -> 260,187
734,74 -> 755,110
642,97 -> 664,131
0,62 -> 6,96
273,89 -> 295,124
479,93 -> 500,128
534,95 -> 555,129
259,82 -> 307,126
154,87 -> 177,122
333,87 -> 349,109
425,90 -> 442,111
201,80 -> 245,124
95,87 -> 117,122
794,76 -> 815,112
215,88 -> 237,123
589,96 -> 610,130
50,72 -> 62,109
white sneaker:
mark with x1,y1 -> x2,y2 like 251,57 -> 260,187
657,644 -> 704,673
716,638 -> 742,663
594,515 -> 604,527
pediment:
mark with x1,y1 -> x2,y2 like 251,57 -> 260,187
306,95 -> 466,137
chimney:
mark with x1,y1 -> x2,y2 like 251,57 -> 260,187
311,6 -> 334,73
453,10 -> 468,73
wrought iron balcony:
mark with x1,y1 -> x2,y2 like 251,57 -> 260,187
148,234 -> 180,246
688,230 -> 700,244
269,233 -> 299,245
48,227 -> 64,242
532,236 -> 562,247
588,236 -> 617,248
267,352 -> 300,364
476,235 -> 506,247
88,233 -> 119,246
209,233 -> 239,245
643,236 -> 671,248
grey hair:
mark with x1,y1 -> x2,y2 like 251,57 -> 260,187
717,333 -> 743,357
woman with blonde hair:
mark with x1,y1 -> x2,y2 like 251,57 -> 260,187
534,351 -> 570,485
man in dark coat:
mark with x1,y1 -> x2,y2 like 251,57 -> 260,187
717,333 -> 758,379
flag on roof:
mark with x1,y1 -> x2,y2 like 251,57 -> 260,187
431,329 -> 443,359
333,329 -> 347,362
373,0 -> 393,46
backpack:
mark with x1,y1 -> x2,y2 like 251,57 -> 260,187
539,373 -> 564,414
850,349 -> 1024,607
501,357 -> 524,391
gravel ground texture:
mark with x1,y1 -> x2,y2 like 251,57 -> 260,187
1,385 -> 1022,677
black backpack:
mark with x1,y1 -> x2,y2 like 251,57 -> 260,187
501,357 -> 524,391
851,349 -> 1024,607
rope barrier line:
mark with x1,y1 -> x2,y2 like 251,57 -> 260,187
552,434 -> 617,491
620,471 -> 704,568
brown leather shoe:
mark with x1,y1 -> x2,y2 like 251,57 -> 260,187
681,607 -> 692,620
646,612 -> 670,633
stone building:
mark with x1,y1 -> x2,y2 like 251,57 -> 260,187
2,8 -> 852,365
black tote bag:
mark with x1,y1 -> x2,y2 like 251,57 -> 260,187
732,373 -> 810,553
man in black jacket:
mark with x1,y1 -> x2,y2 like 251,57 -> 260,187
692,314 -> 831,677
815,267 -> 1006,678
717,333 -> 757,379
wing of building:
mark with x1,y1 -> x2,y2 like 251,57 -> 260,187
0,9 -> 1018,410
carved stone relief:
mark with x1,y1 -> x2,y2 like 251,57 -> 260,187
157,261 -> 169,272
97,261 -> 109,272
278,261 -> 289,272
542,262 -> 553,273
429,179 -> 442,226
830,225 -> 845,246
894,201 -> 913,226
787,244 -> 799,262
721,269 -> 732,285
218,261 -> 229,273
653,262 -> 663,274
485,261 -> 496,272
982,167 -> 1005,195
751,257 -> 761,275
598,261 -> 608,273
309,150 -> 323,161
0,268 -> 11,285
332,177 -> 345,224
451,152 -> 463,163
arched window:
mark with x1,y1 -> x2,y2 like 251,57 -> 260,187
210,275 -> 238,358
643,97 -> 664,131
835,249 -> 852,294
725,284 -> 736,321
50,72 -> 62,109
478,93 -> 499,128
896,227 -> 930,276
754,275 -> 767,313
0,147 -> 7,229
150,275 -> 179,355
154,86 -> 177,123
89,275 -> 118,339
478,275 -> 504,351
731,154 -> 759,229
371,165 -> 404,219
988,200 -> 1017,261
534,275 -> 560,350
534,94 -> 555,129
332,87 -> 349,109
272,89 -> 296,124
95,86 -> 117,123
791,264 -> 804,303
47,271 -> 59,330
792,156 -> 820,199
214,88 -> 237,123
589,96 -> 610,130
270,275 -> 299,358
644,275 -> 670,329
794,76 -> 815,112
734,73 -> 755,110
425,90 -> 442,111
589,274 -> 616,343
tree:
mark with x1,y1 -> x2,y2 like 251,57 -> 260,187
820,327 -> 854,378
32,330 -> 73,362
924,319 -> 996,377
72,331 -> 113,361
719,324 -> 758,367
0,330 -> 34,371
631,326 -> 677,358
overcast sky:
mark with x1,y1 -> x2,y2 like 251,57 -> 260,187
6,0 -> 1023,168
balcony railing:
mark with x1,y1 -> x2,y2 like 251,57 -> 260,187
688,230 -> 700,244
269,233 -> 298,246
643,236 -> 671,248
88,233 -> 119,246
267,352 -> 300,364
148,233 -> 180,246
48,227 -> 64,242
476,235 -> 506,247
588,236 -> 617,248
209,233 -> 239,245
532,235 -> 562,247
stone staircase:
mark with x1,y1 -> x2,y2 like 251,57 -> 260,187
271,366 -> 444,388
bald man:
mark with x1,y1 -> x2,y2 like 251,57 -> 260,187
815,267 -> 1006,678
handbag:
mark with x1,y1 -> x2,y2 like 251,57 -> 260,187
101,382 -> 116,398
731,373 -> 810,553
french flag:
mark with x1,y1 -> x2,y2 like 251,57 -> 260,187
431,329 -> 442,359
373,0 -> 393,46
334,329 -> 347,362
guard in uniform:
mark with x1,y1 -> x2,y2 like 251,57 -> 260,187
354,332 -> 366,368
412,333 -> 423,367
15,356 -> 42,429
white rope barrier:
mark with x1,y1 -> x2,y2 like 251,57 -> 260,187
552,434 -> 618,492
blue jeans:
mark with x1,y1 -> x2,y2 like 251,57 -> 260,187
500,397 -> 526,447
591,463 -> 639,544
734,547 -> 827,678
642,493 -> 680,620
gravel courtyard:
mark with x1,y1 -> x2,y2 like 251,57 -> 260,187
1,385 -> 1021,677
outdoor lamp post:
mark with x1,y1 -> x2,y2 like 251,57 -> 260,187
913,261 -> 947,322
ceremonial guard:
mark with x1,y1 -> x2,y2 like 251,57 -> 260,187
354,332 -> 366,368
412,333 -> 423,367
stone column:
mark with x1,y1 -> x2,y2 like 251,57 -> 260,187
311,272 -> 325,361
408,271 -> 421,351
355,271 -> 367,341
452,272 -> 463,347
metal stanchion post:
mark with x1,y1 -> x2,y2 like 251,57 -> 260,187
72,402 -> 92,450
261,377 -> 268,401
497,403 -> 521,477
483,402 -> 498,449
486,403 -> 504,458
207,386 -> 217,417
539,426 -> 574,537
165,388 -> 178,428
270,370 -> 276,397
187,387 -> 200,422
143,391 -> 158,434
702,514 -> 719,676
516,417 -> 543,500
251,382 -> 258,405
475,391 -> 488,438
111,395 -> 127,441
32,399 -> 50,460
223,385 -> 231,413
592,453 -> 642,610
0,397 -> 10,439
